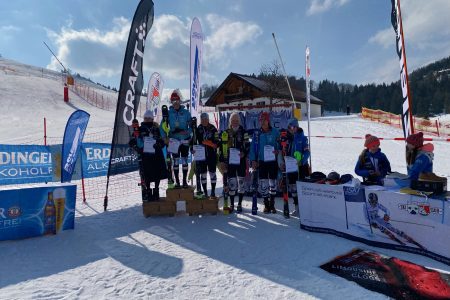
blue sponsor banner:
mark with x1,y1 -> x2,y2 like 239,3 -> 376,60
0,144 -> 54,185
61,110 -> 90,183
0,184 -> 76,241
81,143 -> 110,178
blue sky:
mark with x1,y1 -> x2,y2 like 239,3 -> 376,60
1,0 -> 449,96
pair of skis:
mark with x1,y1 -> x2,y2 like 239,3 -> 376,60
280,129 -> 291,218
161,105 -> 174,188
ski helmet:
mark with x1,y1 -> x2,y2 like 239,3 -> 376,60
368,193 -> 378,206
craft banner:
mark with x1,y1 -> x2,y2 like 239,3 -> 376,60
108,0 -> 154,176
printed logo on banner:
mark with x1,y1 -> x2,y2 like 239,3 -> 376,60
398,201 -> 442,216
0,206 -> 22,229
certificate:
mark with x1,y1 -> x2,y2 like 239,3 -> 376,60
229,148 -> 241,165
284,156 -> 298,173
193,145 -> 206,161
168,138 -> 181,154
263,145 -> 275,162
143,137 -> 156,153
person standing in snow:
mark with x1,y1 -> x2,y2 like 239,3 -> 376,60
355,134 -> 391,186
218,112 -> 250,213
250,112 -> 279,214
161,89 -> 192,188
129,110 -> 168,201
277,118 -> 310,216
193,112 -> 219,197
405,132 -> 434,180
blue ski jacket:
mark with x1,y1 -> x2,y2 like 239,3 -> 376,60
249,127 -> 279,162
354,148 -> 391,185
160,105 -> 192,141
407,143 -> 434,180
289,129 -> 310,165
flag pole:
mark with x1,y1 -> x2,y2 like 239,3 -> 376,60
272,33 -> 296,107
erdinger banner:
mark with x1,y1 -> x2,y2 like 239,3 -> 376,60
0,183 -> 76,241
61,110 -> 90,182
391,0 -> 414,138
146,72 -> 163,122
190,17 -> 203,120
297,182 -> 450,265
81,143 -> 110,178
0,144 -> 54,184
321,248 -> 450,300
108,0 -> 154,176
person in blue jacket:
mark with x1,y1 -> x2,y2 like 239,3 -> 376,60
250,112 -> 279,213
355,134 -> 391,185
278,118 -> 310,216
405,132 -> 434,180
160,89 -> 192,188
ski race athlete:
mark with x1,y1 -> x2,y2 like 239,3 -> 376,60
355,134 -> 391,186
161,89 -> 192,188
364,192 -> 425,249
405,132 -> 434,181
218,112 -> 250,213
277,118 -> 310,216
129,110 -> 168,201
250,112 -> 280,214
193,112 -> 219,197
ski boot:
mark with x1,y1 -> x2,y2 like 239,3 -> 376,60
153,188 -> 160,201
291,205 -> 299,217
168,179 -> 175,189
236,204 -> 242,213
263,199 -> 270,214
270,198 -> 276,214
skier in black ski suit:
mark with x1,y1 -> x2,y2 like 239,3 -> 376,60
129,110 -> 168,201
192,112 -> 219,197
218,112 -> 250,213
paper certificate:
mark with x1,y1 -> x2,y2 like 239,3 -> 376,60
284,156 -> 298,173
168,138 -> 181,153
229,148 -> 241,165
193,145 -> 206,161
143,137 -> 156,154
263,145 -> 275,162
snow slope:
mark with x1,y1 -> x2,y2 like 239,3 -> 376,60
1,58 -> 450,299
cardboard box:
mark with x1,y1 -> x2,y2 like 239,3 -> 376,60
202,198 -> 218,213
142,200 -> 176,217
166,188 -> 180,202
186,200 -> 203,215
179,187 -> 194,201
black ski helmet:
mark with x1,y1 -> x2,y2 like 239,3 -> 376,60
368,193 -> 378,206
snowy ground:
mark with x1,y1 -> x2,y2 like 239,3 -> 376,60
1,58 -> 450,299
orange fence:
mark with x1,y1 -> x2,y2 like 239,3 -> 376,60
361,107 -> 450,137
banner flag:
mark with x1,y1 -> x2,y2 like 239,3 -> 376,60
107,0 -> 154,177
391,0 -> 414,138
61,110 -> 90,183
146,72 -> 163,122
305,46 -> 312,168
190,17 -> 203,119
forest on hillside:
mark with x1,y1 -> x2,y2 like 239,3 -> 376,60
203,56 -> 450,117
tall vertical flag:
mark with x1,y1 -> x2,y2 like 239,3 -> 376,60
190,17 -> 203,119
146,72 -> 163,122
305,46 -> 312,169
61,110 -> 90,183
391,0 -> 414,138
105,0 -> 154,210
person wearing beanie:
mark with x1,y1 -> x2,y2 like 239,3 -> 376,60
160,88 -> 192,188
354,134 -> 391,185
277,118 -> 310,216
193,112 -> 219,198
405,132 -> 434,180
249,111 -> 280,214
129,113 -> 168,201
218,112 -> 250,213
